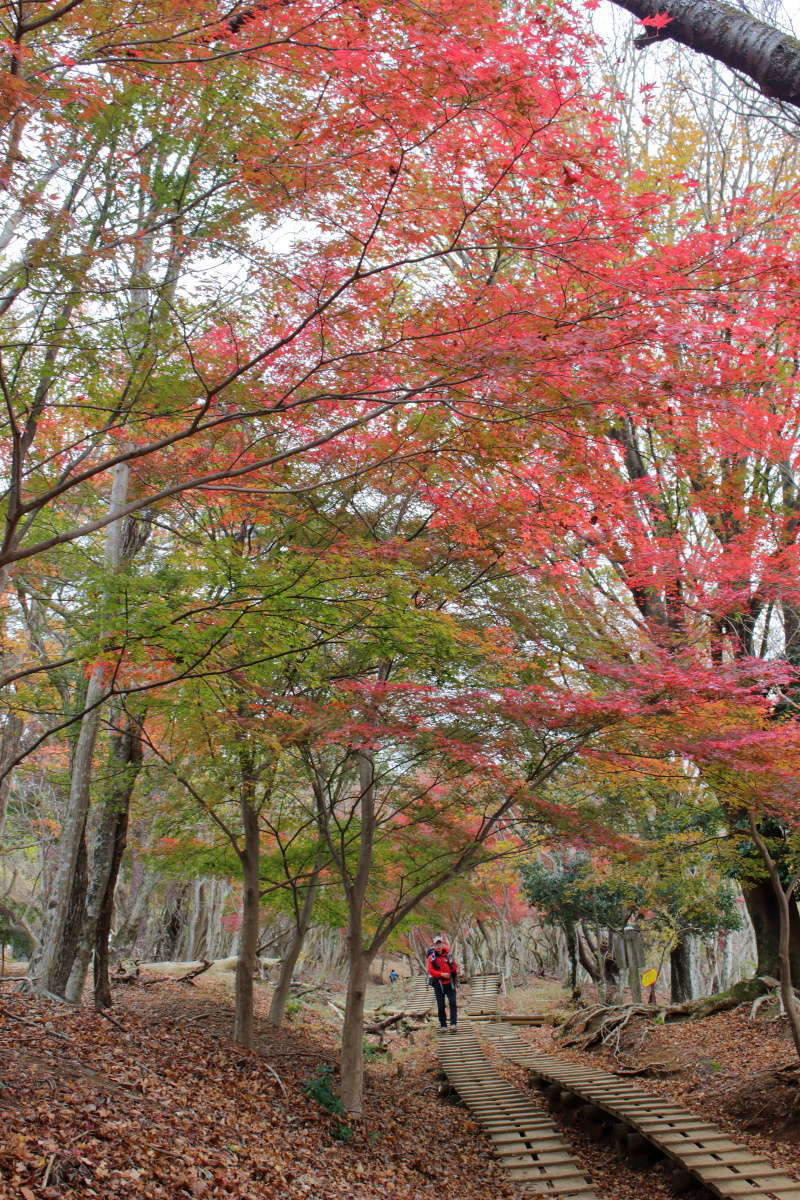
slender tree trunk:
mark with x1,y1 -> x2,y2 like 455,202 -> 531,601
749,813 -> 800,1058
112,870 -> 156,958
93,797 -> 130,1009
331,750 -> 377,1116
269,866 -> 321,1027
28,464 -> 130,998
0,714 -> 23,844
65,715 -> 142,1002
29,670 -> 103,995
234,754 -> 261,1049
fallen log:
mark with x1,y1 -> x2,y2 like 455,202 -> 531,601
364,1008 -> 431,1034
141,959 -> 212,987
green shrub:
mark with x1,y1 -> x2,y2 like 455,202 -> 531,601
302,1065 -> 352,1141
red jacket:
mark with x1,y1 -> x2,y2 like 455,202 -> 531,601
427,949 -> 458,984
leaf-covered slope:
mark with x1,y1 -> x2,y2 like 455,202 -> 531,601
0,983 -> 515,1200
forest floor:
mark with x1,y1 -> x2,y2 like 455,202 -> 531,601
0,976 -> 516,1200
3,974 -> 800,1199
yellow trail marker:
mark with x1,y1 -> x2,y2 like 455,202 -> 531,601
641,968 -> 657,988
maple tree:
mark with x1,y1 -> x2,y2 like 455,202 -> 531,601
3,0 -> 635,1011
9,0 -> 800,1135
0,0 -> 640,588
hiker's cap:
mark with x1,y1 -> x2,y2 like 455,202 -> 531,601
434,934 -> 444,942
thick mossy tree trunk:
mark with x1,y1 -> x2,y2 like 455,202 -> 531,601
742,876 -> 800,985
624,924 -> 644,1003
563,921 -> 578,994
670,936 -> 694,1004
748,814 -> 800,1058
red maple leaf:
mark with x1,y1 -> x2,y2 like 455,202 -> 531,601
640,12 -> 674,27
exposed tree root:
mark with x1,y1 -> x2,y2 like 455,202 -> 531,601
558,978 -> 771,1050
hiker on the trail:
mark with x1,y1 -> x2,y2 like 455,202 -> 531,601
389,969 -> 399,984
427,939 -> 458,1031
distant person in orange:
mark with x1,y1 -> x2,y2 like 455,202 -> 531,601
427,937 -> 459,1031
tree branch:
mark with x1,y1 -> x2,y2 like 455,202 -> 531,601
609,0 -> 800,108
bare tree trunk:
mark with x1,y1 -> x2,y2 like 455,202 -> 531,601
92,797 -> 130,1009
29,669 -> 104,996
234,763 -> 261,1049
154,885 -> 187,960
112,870 -> 156,958
337,752 -> 378,1115
0,714 -> 23,844
741,875 -> 800,985
476,917 -> 493,972
340,943 -> 370,1114
206,880 -> 231,959
749,812 -> 800,1058
65,714 -> 142,1002
624,924 -> 643,1003
50,833 -> 88,995
670,936 -> 694,1003
576,924 -> 602,984
28,464 -> 130,998
269,865 -> 321,1027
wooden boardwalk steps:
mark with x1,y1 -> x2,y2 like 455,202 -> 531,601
436,1028 -> 600,1198
482,1021 -> 800,1200
404,975 -> 433,1012
465,971 -> 503,1019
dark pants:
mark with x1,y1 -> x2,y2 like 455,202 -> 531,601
433,980 -> 457,1027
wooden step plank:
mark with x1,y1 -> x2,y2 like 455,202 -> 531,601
478,1114 -> 553,1124
496,1150 -> 579,1165
508,1166 -> 589,1182
697,1166 -> 798,1184
678,1150 -> 767,1165
656,1139 -> 742,1154
507,1163 -> 591,1179
491,1136 -> 569,1149
695,1181 -> 800,1198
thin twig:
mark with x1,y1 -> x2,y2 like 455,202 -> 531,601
1,1007 -> 71,1041
42,1154 -> 56,1188
96,1008 -> 125,1031
261,1060 -> 287,1097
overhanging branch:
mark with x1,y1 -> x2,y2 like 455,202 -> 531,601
609,0 -> 800,108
